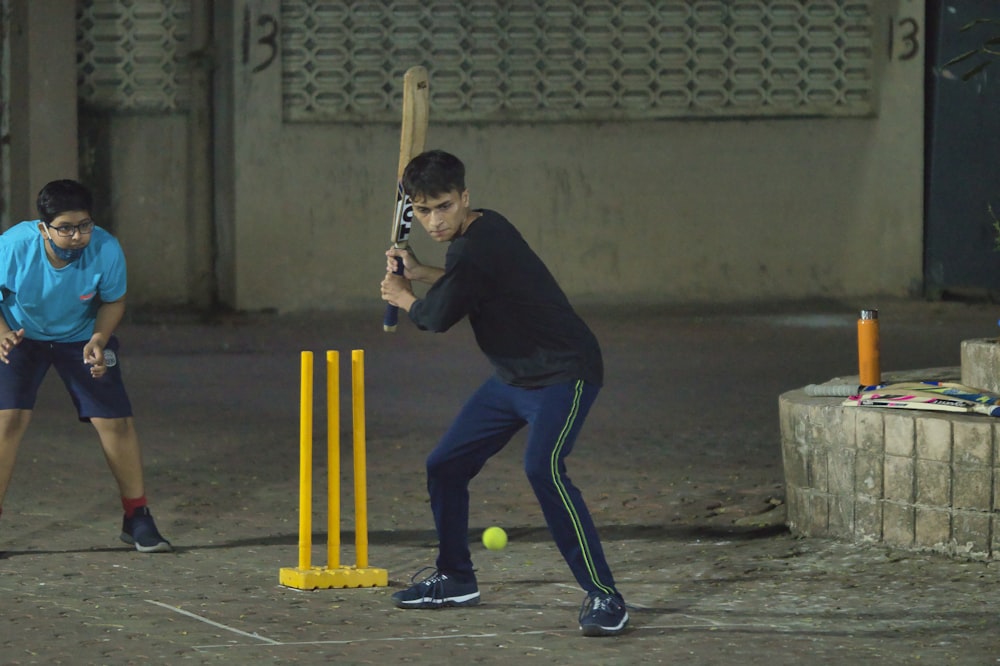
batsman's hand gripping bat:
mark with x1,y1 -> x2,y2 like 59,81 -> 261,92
383,66 -> 430,332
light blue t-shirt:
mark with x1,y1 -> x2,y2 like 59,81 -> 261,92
0,220 -> 127,342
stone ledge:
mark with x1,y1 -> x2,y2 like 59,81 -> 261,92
962,338 -> 1000,394
780,367 -> 1000,560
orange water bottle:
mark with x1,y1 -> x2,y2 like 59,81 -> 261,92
857,308 -> 880,387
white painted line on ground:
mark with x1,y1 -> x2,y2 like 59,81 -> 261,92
192,633 -> 502,651
148,598 -> 508,651
188,621 -> 813,652
145,599 -> 281,645
149,593 -> 838,652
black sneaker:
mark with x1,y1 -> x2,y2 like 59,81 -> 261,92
120,506 -> 172,553
579,591 -> 629,637
391,569 -> 480,609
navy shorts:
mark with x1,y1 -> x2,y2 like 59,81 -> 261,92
0,336 -> 133,421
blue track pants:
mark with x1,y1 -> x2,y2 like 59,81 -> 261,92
427,376 -> 619,596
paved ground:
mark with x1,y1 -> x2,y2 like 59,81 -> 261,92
1,298 -> 998,665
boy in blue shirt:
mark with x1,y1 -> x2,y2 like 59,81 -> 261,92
0,179 -> 170,552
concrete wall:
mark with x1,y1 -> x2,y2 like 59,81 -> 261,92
215,0 -> 926,313
97,115 -> 195,305
4,1 -> 926,312
77,2 -> 216,309
5,0 -> 77,226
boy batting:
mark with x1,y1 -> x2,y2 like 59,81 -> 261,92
380,150 -> 628,637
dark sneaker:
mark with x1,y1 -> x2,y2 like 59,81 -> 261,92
120,506 -> 172,553
579,592 -> 629,637
392,569 -> 480,609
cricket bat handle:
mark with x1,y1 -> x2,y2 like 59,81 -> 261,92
804,383 -> 859,397
382,256 -> 405,332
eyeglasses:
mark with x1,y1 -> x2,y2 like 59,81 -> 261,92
47,220 -> 95,237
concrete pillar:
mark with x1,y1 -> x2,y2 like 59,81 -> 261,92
6,0 -> 78,225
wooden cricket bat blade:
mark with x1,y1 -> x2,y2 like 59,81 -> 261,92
384,65 -> 430,332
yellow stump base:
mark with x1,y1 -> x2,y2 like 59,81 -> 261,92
279,565 -> 389,590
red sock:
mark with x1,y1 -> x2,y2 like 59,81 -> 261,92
122,495 -> 147,518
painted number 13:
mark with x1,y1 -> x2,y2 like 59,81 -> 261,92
242,5 -> 278,73
889,17 -> 920,61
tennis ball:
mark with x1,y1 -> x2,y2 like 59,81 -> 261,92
482,526 -> 508,550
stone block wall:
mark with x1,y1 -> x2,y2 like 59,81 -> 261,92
780,380 -> 1000,559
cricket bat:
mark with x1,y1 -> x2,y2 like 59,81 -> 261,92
383,65 -> 430,332
807,380 -> 1000,402
814,380 -> 1000,417
843,392 -> 1000,417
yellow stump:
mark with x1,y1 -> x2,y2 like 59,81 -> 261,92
297,352 -> 313,570
327,350 -> 340,570
352,349 -> 369,569
279,350 -> 388,590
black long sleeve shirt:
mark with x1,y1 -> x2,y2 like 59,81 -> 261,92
408,209 -> 603,388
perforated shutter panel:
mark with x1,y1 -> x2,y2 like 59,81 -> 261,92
78,0 -> 192,112
280,0 -> 875,123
